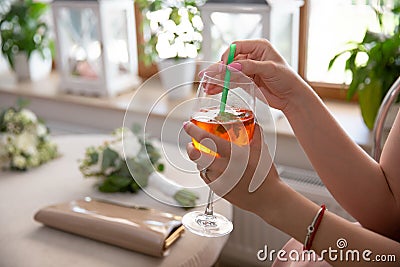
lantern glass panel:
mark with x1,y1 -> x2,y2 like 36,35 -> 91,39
209,12 -> 262,60
271,13 -> 293,67
105,10 -> 131,76
58,7 -> 103,80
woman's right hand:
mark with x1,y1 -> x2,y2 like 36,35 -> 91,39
220,39 -> 310,113
184,121 -> 284,214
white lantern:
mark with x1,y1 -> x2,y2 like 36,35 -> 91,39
51,0 -> 140,97
200,0 -> 304,71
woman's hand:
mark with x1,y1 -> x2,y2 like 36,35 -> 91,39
184,121 -> 281,214
217,39 -> 310,113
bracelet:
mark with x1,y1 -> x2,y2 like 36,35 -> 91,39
303,204 -> 326,250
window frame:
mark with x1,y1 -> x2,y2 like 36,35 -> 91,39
135,1 -> 355,100
298,0 -> 356,101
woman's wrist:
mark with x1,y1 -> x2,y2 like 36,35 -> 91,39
282,77 -> 319,119
251,178 -> 292,223
254,178 -> 321,242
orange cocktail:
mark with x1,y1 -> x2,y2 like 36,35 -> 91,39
191,107 -> 255,156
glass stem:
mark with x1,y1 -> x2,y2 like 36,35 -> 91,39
204,189 -> 214,216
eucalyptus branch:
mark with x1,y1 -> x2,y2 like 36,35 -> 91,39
79,127 -> 198,209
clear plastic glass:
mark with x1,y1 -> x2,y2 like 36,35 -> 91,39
182,71 -> 255,237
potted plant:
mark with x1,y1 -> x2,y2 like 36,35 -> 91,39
0,0 -> 52,81
136,0 -> 204,99
328,3 -> 400,130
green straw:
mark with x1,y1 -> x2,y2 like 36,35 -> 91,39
220,44 -> 236,113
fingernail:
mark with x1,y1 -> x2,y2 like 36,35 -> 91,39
183,121 -> 189,129
228,62 -> 242,71
198,70 -> 205,78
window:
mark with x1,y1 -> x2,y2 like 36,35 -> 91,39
136,0 -> 397,99
299,0 -> 398,99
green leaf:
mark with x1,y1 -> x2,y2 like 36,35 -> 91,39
362,30 -> 383,44
174,189 -> 199,209
98,179 -> 120,192
368,42 -> 381,59
88,151 -> 99,165
114,160 -> 131,177
108,175 -> 132,188
126,158 -> 151,188
28,2 -> 48,20
144,142 -> 161,164
344,51 -> 357,72
346,82 -> 358,101
372,6 -> 384,30
393,6 -> 400,14
101,147 -> 119,171
48,39 -> 56,60
328,51 -> 347,70
215,111 -> 237,122
0,109 -> 5,132
170,8 -> 181,25
381,38 -> 397,60
149,0 -> 162,12
358,78 -> 383,130
157,163 -> 164,172
130,181 -> 140,192
131,123 -> 141,134
346,66 -> 368,100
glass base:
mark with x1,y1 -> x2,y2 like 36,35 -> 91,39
182,211 -> 233,237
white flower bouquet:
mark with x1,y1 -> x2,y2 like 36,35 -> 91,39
137,0 -> 204,64
0,101 -> 58,170
79,126 -> 198,209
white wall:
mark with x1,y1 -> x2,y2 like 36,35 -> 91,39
0,54 -> 10,74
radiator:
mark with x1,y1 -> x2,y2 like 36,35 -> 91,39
219,165 -> 354,267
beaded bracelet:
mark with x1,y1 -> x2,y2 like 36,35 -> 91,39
303,204 -> 327,251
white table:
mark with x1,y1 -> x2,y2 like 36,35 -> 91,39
0,135 -> 232,267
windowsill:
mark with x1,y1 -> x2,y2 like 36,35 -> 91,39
273,99 -> 371,150
0,71 -> 372,151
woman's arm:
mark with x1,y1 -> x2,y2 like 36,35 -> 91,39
380,110 -> 400,209
218,39 -> 400,239
184,121 -> 400,266
259,179 -> 400,266
283,84 -> 400,240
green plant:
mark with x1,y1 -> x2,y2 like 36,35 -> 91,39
136,0 -> 204,65
329,3 -> 400,129
0,0 -> 51,70
79,126 -> 198,209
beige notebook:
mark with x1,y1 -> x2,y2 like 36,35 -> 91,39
34,198 -> 184,257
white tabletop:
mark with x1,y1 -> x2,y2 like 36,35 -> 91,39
0,135 -> 232,267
